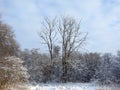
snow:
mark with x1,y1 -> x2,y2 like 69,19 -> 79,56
29,83 -> 119,90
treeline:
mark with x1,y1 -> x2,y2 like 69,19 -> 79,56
21,49 -> 120,84
0,15 -> 120,87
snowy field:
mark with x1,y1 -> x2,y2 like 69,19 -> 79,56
30,83 -> 120,90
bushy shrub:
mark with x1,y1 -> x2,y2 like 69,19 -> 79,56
0,56 -> 29,89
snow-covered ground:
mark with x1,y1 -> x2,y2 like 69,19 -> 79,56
29,83 -> 120,90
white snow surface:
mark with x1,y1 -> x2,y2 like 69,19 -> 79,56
29,83 -> 119,90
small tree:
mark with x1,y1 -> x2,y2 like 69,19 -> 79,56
0,17 -> 19,57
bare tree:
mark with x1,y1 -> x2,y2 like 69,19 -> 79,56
57,16 -> 87,82
38,17 -> 57,65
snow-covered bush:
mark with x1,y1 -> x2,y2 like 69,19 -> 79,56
93,53 -> 116,84
41,58 -> 62,83
111,62 -> 120,83
66,53 -> 101,82
0,56 -> 29,89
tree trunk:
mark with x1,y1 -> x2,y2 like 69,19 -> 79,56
61,57 -> 68,83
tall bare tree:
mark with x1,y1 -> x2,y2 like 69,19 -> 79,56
38,17 -> 57,65
58,16 -> 87,82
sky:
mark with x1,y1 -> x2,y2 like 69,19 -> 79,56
0,0 -> 120,54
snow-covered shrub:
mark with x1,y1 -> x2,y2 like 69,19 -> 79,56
42,64 -> 54,83
93,53 -> 116,84
111,62 -> 120,83
41,58 -> 62,83
21,49 -> 48,83
66,53 -> 101,82
0,56 -> 29,89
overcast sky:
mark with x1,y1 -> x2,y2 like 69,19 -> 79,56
0,0 -> 120,53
